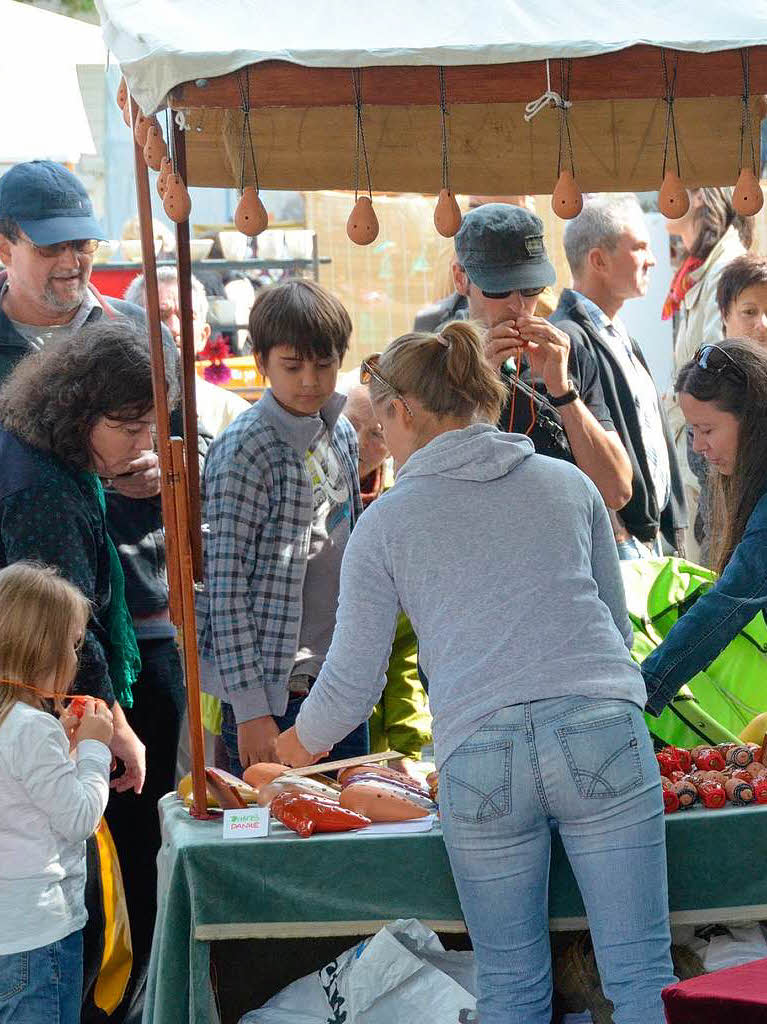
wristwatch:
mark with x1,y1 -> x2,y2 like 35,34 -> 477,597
548,380 -> 580,408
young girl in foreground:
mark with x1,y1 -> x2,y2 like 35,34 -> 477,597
278,321 -> 675,1024
0,562 -> 113,1024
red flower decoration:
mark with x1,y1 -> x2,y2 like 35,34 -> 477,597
199,333 -> 232,384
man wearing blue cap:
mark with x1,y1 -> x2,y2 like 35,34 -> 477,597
0,160 -> 190,1024
450,203 -> 633,510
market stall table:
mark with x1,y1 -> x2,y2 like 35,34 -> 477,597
145,793 -> 767,1024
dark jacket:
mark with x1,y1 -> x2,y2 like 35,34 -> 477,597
0,280 -> 205,621
643,489 -> 767,714
413,291 -> 468,333
0,427 -> 115,703
550,289 -> 687,547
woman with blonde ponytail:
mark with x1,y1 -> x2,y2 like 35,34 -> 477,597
277,321 -> 674,1024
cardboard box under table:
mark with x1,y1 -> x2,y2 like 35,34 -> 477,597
145,794 -> 767,1024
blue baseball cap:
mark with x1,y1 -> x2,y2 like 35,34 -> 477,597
455,203 -> 556,295
0,161 -> 106,246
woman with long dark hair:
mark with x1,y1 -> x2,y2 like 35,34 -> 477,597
643,338 -> 767,711
662,187 -> 753,561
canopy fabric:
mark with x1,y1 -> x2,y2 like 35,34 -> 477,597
97,0 -> 767,116
1,0 -> 105,164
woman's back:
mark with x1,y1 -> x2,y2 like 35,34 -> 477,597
334,424 -> 644,767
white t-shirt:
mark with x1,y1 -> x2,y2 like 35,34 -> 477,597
0,702 -> 111,954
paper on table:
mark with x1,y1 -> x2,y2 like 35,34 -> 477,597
358,814 -> 436,836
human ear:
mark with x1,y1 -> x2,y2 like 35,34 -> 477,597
255,351 -> 267,378
0,235 -> 13,266
588,246 -> 607,275
452,261 -> 470,297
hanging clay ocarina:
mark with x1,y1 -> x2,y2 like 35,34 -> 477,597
116,76 -> 128,112
133,111 -> 154,148
346,196 -> 379,245
732,168 -> 764,216
157,157 -> 172,200
143,124 -> 167,172
433,189 -> 462,237
234,186 -> 269,236
658,171 -> 690,219
163,173 -> 192,223
551,170 -> 583,219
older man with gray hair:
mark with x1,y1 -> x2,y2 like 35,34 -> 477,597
125,267 -> 249,439
551,193 -> 687,558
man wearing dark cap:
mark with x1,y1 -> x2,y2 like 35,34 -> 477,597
0,160 -> 188,1024
450,203 -> 632,510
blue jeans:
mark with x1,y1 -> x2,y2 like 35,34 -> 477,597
221,698 -> 370,778
439,697 -> 675,1024
617,535 -> 663,561
0,929 -> 83,1024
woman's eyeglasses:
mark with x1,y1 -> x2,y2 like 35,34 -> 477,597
694,344 -> 747,385
360,355 -> 413,417
21,237 -> 99,259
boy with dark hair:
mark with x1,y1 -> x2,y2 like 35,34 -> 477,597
198,280 -> 367,775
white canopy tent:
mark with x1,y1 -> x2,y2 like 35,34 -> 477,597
97,0 -> 767,193
98,0 -> 767,116
1,0 -> 106,165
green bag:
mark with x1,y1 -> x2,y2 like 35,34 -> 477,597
621,557 -> 767,748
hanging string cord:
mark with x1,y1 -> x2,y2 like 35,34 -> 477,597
164,107 -> 174,170
739,49 -> 757,174
237,69 -> 260,194
524,58 -> 573,122
661,49 -> 681,178
438,66 -> 450,191
0,677 -> 100,709
351,69 -> 373,200
555,59 -> 575,178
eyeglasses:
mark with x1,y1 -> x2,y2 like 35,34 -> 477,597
360,354 -> 413,417
20,237 -> 99,259
481,286 -> 545,300
694,344 -> 747,385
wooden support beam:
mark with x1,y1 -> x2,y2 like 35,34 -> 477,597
171,119 -> 204,582
129,96 -> 182,627
169,439 -> 212,820
170,45 -> 767,110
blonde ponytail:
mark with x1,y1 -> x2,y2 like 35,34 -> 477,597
373,320 -> 506,424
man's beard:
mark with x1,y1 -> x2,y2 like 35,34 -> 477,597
43,275 -> 88,313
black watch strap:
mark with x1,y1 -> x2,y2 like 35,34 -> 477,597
548,381 -> 579,408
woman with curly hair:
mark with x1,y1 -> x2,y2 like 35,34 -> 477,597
0,316 -> 176,791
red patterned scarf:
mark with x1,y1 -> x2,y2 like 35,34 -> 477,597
662,255 -> 704,320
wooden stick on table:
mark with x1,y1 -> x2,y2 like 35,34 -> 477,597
285,750 -> 405,778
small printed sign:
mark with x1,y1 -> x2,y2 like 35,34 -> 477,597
222,806 -> 270,840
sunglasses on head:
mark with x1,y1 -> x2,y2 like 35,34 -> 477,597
20,237 -> 99,259
694,344 -> 747,385
360,355 -> 413,417
481,286 -> 545,300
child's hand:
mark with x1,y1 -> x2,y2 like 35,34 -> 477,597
74,698 -> 114,747
58,709 -> 80,752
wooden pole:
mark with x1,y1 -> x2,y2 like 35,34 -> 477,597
170,117 -> 204,582
129,96 -> 182,627
170,439 -> 211,820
